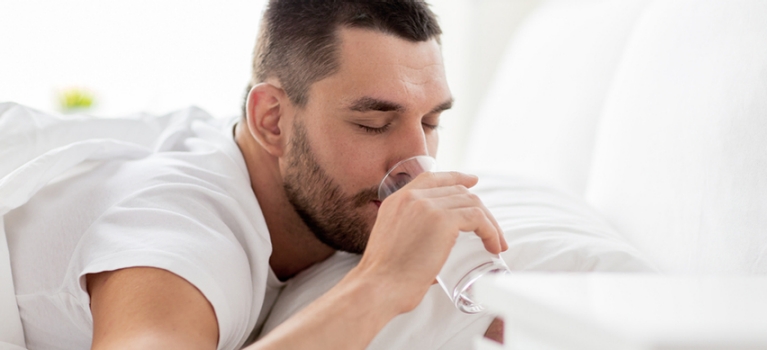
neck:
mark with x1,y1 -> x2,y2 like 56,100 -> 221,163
234,120 -> 335,281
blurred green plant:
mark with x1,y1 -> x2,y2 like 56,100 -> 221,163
58,87 -> 95,112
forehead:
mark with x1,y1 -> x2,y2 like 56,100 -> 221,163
308,27 -> 451,111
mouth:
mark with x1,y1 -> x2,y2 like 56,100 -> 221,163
372,200 -> 382,208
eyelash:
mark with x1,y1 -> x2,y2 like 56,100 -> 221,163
358,124 -> 390,134
358,123 -> 439,134
423,123 -> 439,131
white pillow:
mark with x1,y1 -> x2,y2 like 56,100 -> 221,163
585,0 -> 767,274
260,175 -> 655,349
463,0 -> 651,196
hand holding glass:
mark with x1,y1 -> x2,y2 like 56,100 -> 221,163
378,155 -> 509,313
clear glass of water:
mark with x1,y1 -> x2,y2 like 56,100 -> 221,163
377,155 -> 510,313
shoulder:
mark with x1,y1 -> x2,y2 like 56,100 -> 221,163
88,267 -> 220,350
70,175 -> 262,349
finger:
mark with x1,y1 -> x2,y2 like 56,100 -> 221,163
471,179 -> 508,251
425,191 -> 507,252
452,207 -> 502,254
499,230 -> 508,251
426,192 -> 484,210
473,201 -> 507,252
411,184 -> 471,199
483,206 -> 508,251
407,171 -> 478,190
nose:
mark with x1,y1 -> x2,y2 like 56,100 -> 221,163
386,121 -> 432,171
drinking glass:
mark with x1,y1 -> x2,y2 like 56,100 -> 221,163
378,155 -> 510,313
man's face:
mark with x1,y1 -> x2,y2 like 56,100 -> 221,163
282,27 -> 452,254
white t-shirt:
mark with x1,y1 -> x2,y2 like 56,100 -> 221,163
2,103 -> 277,350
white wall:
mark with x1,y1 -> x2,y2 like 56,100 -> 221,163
432,0 -> 541,169
0,0 -> 540,169
0,0 -> 266,118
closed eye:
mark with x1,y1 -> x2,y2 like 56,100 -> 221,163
357,122 -> 439,134
422,122 -> 440,131
358,123 -> 390,134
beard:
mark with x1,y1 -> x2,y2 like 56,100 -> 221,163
282,119 -> 378,254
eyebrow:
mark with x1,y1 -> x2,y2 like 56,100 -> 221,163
347,97 -> 454,114
348,97 -> 404,113
429,99 -> 453,115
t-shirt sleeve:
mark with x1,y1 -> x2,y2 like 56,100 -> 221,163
65,183 -> 254,350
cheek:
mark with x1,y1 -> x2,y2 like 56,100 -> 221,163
311,122 -> 385,189
428,132 -> 439,158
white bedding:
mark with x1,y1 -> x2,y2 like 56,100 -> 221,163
260,175 -> 655,349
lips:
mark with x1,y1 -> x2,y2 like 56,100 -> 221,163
373,200 -> 382,208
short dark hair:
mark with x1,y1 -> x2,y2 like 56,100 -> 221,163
243,0 -> 442,115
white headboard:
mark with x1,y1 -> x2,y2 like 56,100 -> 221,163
466,0 -> 767,273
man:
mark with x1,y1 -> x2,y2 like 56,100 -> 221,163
1,1 -> 505,349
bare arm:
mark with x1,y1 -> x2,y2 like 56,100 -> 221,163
88,267 -> 219,350
249,267 -> 401,349
250,172 -> 507,349
484,318 -> 504,344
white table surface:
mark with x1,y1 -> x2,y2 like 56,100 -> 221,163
475,273 -> 767,350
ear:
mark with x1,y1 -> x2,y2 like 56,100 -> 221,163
245,83 -> 289,157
